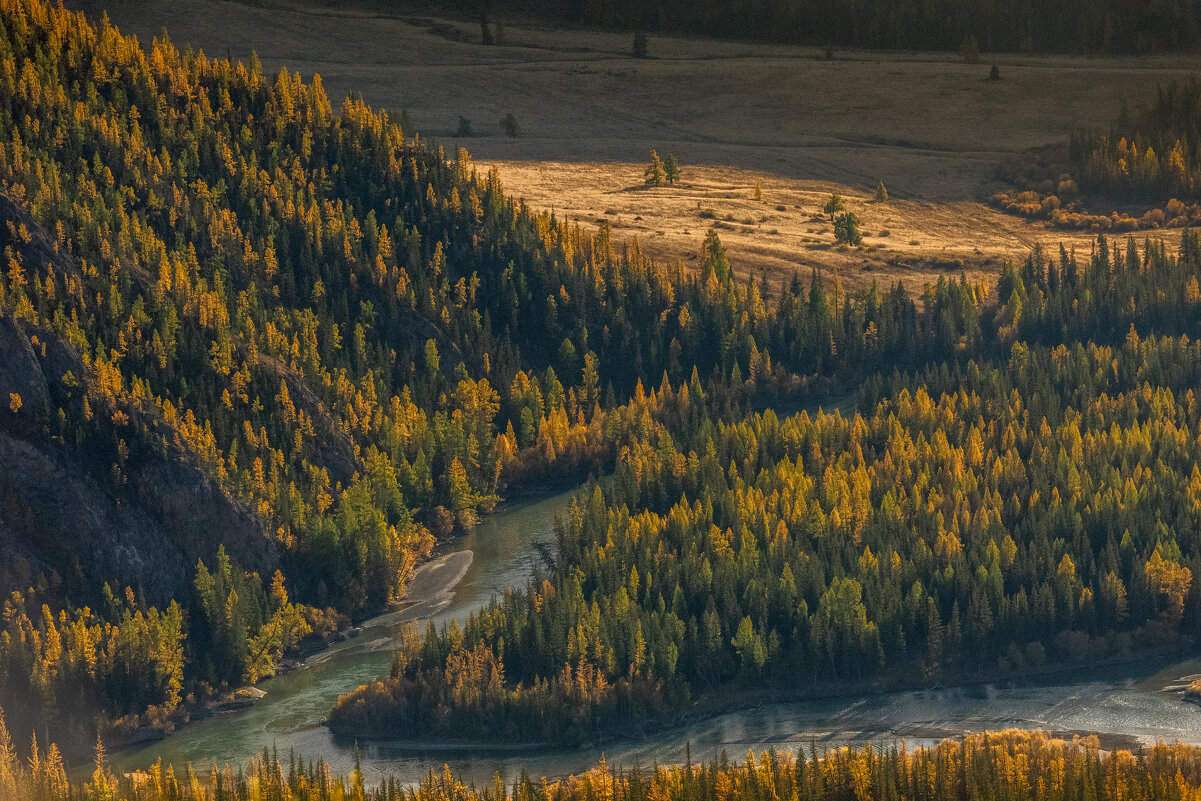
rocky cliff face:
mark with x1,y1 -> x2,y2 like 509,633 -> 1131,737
0,200 -> 277,606
0,421 -> 276,605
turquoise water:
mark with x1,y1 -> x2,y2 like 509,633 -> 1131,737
114,484 -> 1201,787
113,485 -> 579,784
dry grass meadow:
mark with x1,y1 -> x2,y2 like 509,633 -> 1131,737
68,0 -> 1201,291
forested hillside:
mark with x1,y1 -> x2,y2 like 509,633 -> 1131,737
0,0 -> 1020,752
329,232 -> 1201,742
5,0 -> 1201,767
0,0 -> 811,752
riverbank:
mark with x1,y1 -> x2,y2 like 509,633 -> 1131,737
662,643 -> 1201,746
108,476 -> 586,757
111,476 -> 1201,786
326,641 -> 1201,755
109,483 -> 585,779
112,550 -> 481,755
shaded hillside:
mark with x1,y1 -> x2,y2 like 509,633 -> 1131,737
0,195 -> 275,605
0,0 -> 918,749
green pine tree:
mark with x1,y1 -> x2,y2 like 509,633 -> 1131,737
645,150 -> 666,187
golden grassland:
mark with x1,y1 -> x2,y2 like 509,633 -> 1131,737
67,0 -> 1199,290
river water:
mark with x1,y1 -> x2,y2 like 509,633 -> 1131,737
115,483 -> 1201,786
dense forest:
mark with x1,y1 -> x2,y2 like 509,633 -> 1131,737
0,0 -> 1004,753
996,80 -> 1201,231
329,233 -> 1201,742
6,0 -> 1201,770
3,723 -> 1201,801
453,0 -> 1201,54
0,0 -> 760,751
1073,81 -> 1201,203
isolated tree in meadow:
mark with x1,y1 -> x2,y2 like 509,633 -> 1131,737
875,181 -> 888,202
834,212 -> 863,245
480,0 -> 493,44
824,193 -> 845,220
645,150 -> 665,187
755,180 -> 764,201
960,34 -> 980,64
455,116 -> 474,137
989,63 -> 1001,80
664,153 -> 682,184
633,30 -> 648,58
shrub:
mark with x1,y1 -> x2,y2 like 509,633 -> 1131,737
1056,176 -> 1080,201
1113,215 -> 1140,232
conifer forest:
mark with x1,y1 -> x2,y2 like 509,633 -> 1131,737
4,0 -> 1201,798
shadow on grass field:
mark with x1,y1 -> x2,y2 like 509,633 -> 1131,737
68,0 -> 1197,289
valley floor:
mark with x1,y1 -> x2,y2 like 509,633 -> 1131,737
68,0 -> 1192,290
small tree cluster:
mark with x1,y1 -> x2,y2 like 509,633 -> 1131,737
645,151 -> 682,186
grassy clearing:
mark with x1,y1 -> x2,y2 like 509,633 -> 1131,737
69,0 -> 1196,289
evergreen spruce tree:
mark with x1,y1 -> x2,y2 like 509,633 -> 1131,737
633,30 -> 648,57
700,229 -> 731,283
664,153 -> 682,185
834,212 -> 863,245
645,150 -> 666,187
824,193 -> 845,220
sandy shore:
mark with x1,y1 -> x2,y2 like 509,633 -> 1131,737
306,550 -> 475,665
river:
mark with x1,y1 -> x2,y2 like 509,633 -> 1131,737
115,483 -> 1201,786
